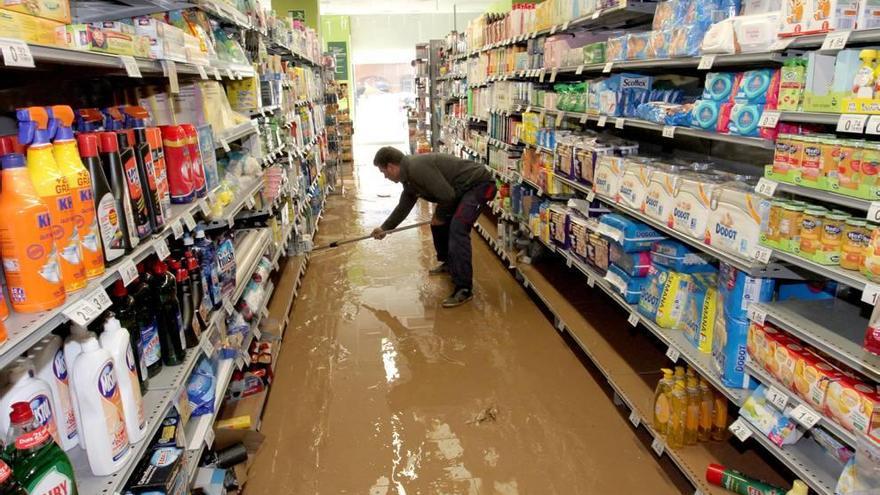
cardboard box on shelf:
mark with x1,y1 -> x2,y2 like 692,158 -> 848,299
132,16 -> 187,62
0,0 -> 70,24
0,9 -> 62,46
56,23 -> 151,57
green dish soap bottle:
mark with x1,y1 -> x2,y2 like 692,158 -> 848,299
6,401 -> 77,495
0,458 -> 27,494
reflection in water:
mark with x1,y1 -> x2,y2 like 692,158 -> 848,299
381,338 -> 401,384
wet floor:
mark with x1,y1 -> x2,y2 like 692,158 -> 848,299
245,145 -> 686,494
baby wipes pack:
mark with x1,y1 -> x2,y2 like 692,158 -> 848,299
717,261 -> 775,320
671,173 -> 723,240
598,213 -> 666,252
683,272 -> 718,353
605,263 -> 649,304
713,314 -> 755,388
706,183 -> 771,260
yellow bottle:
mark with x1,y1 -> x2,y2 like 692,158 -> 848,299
711,391 -> 729,441
698,378 -> 714,442
685,376 -> 700,445
49,105 -> 104,279
17,106 -> 86,293
653,368 -> 674,435
787,480 -> 809,495
674,366 -> 686,387
667,381 -> 687,449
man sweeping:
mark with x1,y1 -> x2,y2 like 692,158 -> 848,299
371,146 -> 496,308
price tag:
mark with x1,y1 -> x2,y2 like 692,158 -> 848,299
246,196 -> 256,209
235,356 -> 244,370
565,256 -> 573,268
120,56 -> 142,78
597,115 -> 607,127
629,410 -> 641,427
170,220 -> 184,239
555,112 -> 564,127
63,298 -> 101,327
525,105 -> 532,113
751,245 -> 772,264
821,30 -> 851,51
755,178 -> 778,197
163,60 -> 179,94
770,37 -> 795,51
665,346 -> 681,363
211,68 -> 221,81
182,212 -> 197,231
586,191 -> 596,202
537,187 -> 544,196
556,318 -> 564,332
531,31 -> 537,39
791,404 -> 821,429
550,24 -> 558,35
223,299 -> 235,314
651,437 -> 665,456
220,139 -> 231,152
628,313 -> 639,327
0,38 -> 34,67
837,113 -> 868,133
766,386 -> 789,410
729,418 -> 753,442
575,65 -> 584,75
603,62 -> 613,73
579,114 -> 588,124
225,68 -> 234,79
587,276 -> 595,288
592,10 -> 601,19
199,200 -> 211,216
747,305 -> 767,324
698,55 -> 716,70
253,327 -> 262,340
118,260 -> 139,286
662,126 -> 675,138
243,350 -> 252,366
549,68 -> 558,83
154,239 -> 171,260
758,110 -> 781,129
87,286 -> 113,314
615,118 -> 625,129
861,282 -> 880,305
235,70 -> 243,80
204,426 -> 215,449
196,65 -> 208,80
539,69 -> 546,82
562,21 -> 570,31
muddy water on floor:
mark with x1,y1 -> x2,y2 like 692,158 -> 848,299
245,162 -> 683,494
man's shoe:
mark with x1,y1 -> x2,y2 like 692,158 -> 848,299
442,288 -> 473,308
429,262 -> 449,275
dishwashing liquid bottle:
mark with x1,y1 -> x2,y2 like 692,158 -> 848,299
0,359 -> 59,448
685,376 -> 700,445
63,322 -> 95,450
5,401 -> 76,495
653,368 -> 673,435
711,391 -> 729,441
698,378 -> 714,442
667,381 -> 687,449
99,316 -> 146,443
17,106 -> 86,293
28,335 -> 78,451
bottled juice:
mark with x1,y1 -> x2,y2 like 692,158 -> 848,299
653,368 -> 674,435
685,376 -> 700,445
48,105 -> 104,279
5,402 -> 77,495
0,153 -> 65,312
17,107 -> 86,293
698,379 -> 714,442
711,391 -> 729,441
668,381 -> 687,449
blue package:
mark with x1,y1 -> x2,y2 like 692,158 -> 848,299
673,0 -> 693,25
598,213 -> 666,252
777,280 -> 837,301
728,102 -> 762,136
691,100 -> 721,130
626,32 -> 651,60
702,72 -> 736,101
606,263 -> 649,304
638,264 -> 668,319
717,262 -> 775,320
651,240 -> 716,272
610,242 -> 652,276
735,68 -> 775,103
712,314 -> 754,389
636,102 -> 693,126
670,24 -> 707,57
215,235 -> 236,301
187,357 -> 216,416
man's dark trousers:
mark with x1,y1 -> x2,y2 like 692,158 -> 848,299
431,181 -> 497,290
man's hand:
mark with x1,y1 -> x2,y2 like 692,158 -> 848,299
371,228 -> 387,240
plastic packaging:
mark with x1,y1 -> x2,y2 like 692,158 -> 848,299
654,368 -> 674,435
187,356 -> 215,416
63,322 -> 93,449
598,213 -> 665,253
99,316 -> 146,443
98,131 -> 143,247
159,125 -> 195,204
28,336 -> 77,451
152,260 -> 186,366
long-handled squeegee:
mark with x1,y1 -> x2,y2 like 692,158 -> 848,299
312,220 -> 431,251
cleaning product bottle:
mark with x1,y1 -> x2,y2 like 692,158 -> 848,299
17,107 -> 86,294
116,132 -> 151,239
0,458 -> 27,494
131,264 -> 162,377
159,125 -> 194,204
28,336 -> 78,451
73,107 -> 103,133
674,366 -> 686,387
653,368 -> 673,435
110,280 -> 148,388
0,153 -> 66,312
0,287 -> 7,321
698,378 -> 714,442
98,132 -> 141,248
185,249 -> 206,330
667,381 -> 687,449
180,124 -> 207,198
711,391 -> 729,441
77,133 -> 130,262
787,480 -> 808,495
685,376 -> 700,445
5,401 -> 77,495
120,106 -> 166,230
0,359 -> 59,447
151,260 -> 185,365
854,49 -> 877,98
194,227 -> 220,309
705,464 -> 786,495
63,322 -> 94,450
71,337 -> 130,475
144,127 -> 171,217
99,316 -> 146,443
172,261 -> 197,348
49,106 -> 104,279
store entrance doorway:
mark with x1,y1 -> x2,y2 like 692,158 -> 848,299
353,62 -> 413,146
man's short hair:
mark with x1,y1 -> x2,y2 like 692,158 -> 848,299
373,146 -> 404,167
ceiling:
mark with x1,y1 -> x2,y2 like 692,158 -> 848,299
320,0 -> 496,15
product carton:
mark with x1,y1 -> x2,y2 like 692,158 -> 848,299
0,0 -> 68,23
132,16 -> 187,62
801,51 -> 844,113
793,349 -> 843,410
0,8 -> 61,46
56,23 -> 150,57
824,375 -> 880,435
781,0 -> 859,34
771,341 -> 807,390
747,321 -> 779,369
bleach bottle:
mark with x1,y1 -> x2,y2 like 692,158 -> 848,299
99,316 -> 146,443
0,359 -> 59,448
28,335 -> 78,451
72,337 -> 130,475
63,322 -> 94,450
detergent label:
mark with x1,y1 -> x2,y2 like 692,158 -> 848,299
141,319 -> 161,368
43,190 -> 85,293
121,153 -> 150,238
14,423 -> 50,449
29,394 -> 59,444
125,345 -> 146,427
97,361 -> 129,460
141,146 -> 165,226
69,174 -> 103,277
52,349 -> 77,440
96,193 -> 125,259
27,466 -> 75,495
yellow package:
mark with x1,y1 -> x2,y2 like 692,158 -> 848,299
0,9 -> 61,46
0,0 -> 70,24
655,270 -> 691,329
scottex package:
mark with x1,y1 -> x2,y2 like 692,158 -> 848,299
605,263 -> 649,304
597,213 -> 665,252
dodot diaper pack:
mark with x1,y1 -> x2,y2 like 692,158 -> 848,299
706,184 -> 771,260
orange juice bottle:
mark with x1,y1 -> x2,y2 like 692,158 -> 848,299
0,153 -> 65,312
17,107 -> 86,293
49,105 -> 104,279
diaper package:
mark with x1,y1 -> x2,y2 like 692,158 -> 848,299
594,155 -> 624,200
712,313 -> 755,388
598,213 -> 666,252
647,29 -> 671,59
683,273 -> 718,353
644,167 -> 680,225
653,1 -> 675,29
651,240 -> 716,273
606,35 -> 626,61
638,265 -> 691,328
669,24 -> 708,57
671,173 -> 723,239
568,214 -> 592,263
717,261 -> 775,320
618,159 -> 654,209
706,184 -> 771,260
549,204 -> 570,248
610,242 -> 652,277
739,386 -> 804,446
605,263 -> 649,304
626,32 -> 651,60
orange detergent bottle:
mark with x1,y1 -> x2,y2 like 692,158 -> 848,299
49,105 -> 104,279
0,153 -> 65,312
18,107 -> 86,294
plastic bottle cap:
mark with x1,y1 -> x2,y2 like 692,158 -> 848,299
70,322 -> 89,336
98,132 -> 119,153
0,135 -> 21,156
76,133 -> 100,158
0,153 -> 25,170
111,279 -> 128,298
705,463 -> 726,486
80,337 -> 100,352
103,316 -> 121,332
9,402 -> 33,424
153,260 -> 168,275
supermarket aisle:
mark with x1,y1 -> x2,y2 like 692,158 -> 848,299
246,150 -> 686,494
